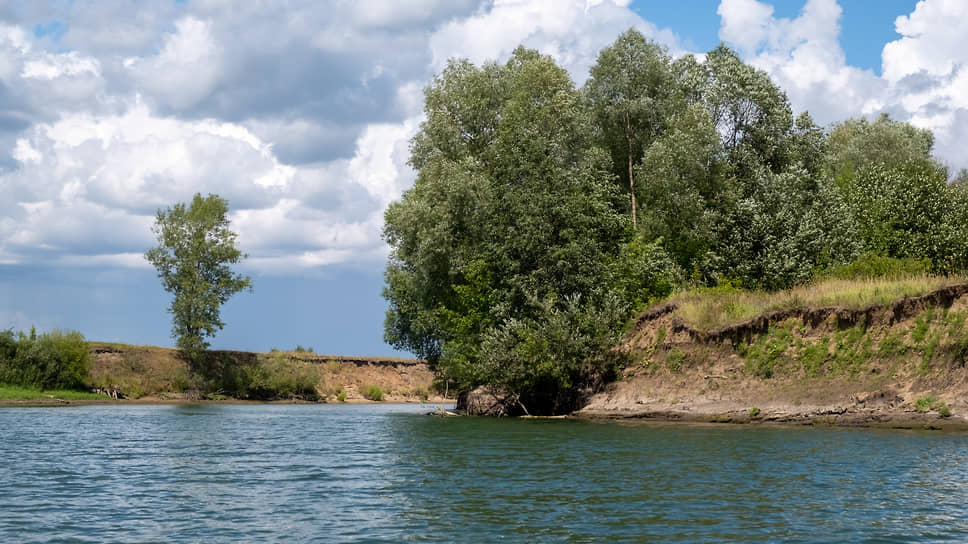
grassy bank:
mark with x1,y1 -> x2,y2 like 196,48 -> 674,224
582,275 -> 968,427
668,275 -> 967,331
0,385 -> 103,401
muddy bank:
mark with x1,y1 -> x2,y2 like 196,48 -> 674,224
577,283 -> 968,430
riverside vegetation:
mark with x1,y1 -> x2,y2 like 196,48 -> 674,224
382,29 -> 968,416
5,31 -> 968,418
0,331 -> 442,403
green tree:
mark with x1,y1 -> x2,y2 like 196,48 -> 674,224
0,329 -> 91,390
145,193 -> 252,362
827,113 -> 935,179
384,48 -> 674,414
636,101 -> 724,274
843,160 -> 953,269
585,28 -> 674,229
702,45 -> 794,175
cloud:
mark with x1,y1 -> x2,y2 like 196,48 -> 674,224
124,17 -> 222,111
716,0 -> 968,172
717,0 -> 884,125
0,99 -> 328,269
882,1 -> 968,84
429,0 -> 684,83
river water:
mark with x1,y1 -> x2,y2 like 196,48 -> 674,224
2,403 -> 967,543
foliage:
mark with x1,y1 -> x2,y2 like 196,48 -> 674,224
362,385 -> 383,401
208,352 -> 318,400
666,348 -> 686,373
914,394 -> 938,413
826,253 -> 932,280
842,161 -> 952,268
383,29 -> 968,414
0,328 -> 92,390
585,29 -> 675,227
384,47 -> 659,414
740,325 -> 794,378
827,113 -> 934,177
145,193 -> 252,363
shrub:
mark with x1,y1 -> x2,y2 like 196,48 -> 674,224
826,253 -> 931,280
337,389 -> 347,402
0,329 -> 91,390
915,394 -> 936,412
362,385 -> 383,401
212,353 -> 318,400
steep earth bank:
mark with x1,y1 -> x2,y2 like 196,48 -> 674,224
85,344 -> 450,403
578,284 -> 968,429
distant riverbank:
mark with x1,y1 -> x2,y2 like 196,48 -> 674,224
0,343 -> 452,406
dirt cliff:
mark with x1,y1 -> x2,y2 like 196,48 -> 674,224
88,344 -> 450,403
579,283 -> 968,429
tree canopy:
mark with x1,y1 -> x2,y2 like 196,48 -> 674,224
384,29 -> 968,414
146,193 -> 252,362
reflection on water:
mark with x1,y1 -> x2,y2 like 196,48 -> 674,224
1,404 -> 967,542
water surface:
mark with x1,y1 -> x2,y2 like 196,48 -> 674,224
2,404 -> 967,542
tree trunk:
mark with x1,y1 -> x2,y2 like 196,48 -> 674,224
625,110 -> 637,229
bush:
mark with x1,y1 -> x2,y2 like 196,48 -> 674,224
337,389 -> 347,402
826,253 -> 931,280
0,329 -> 91,390
362,385 -> 383,401
915,394 -> 936,412
211,353 -> 319,400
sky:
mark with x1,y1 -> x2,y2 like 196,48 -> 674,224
3,0 -> 966,356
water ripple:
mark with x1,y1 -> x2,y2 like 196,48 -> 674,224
2,405 -> 968,542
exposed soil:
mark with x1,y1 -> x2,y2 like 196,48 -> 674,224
29,344 -> 453,405
577,283 -> 968,430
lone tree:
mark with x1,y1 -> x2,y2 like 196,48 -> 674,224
145,193 -> 252,363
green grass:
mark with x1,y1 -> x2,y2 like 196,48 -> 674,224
915,394 -> 943,413
0,385 -> 103,401
741,324 -> 794,378
666,348 -> 686,373
670,275 -> 965,331
361,385 -> 383,401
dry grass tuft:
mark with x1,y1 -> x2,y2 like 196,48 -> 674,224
671,275 -> 967,331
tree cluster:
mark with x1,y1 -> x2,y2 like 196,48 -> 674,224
383,30 -> 968,414
0,328 -> 91,390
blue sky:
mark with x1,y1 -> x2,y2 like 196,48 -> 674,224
1,0 -> 963,356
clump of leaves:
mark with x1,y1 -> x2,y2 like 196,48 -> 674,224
362,385 -> 383,401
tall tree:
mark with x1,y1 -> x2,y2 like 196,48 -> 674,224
384,48 -> 675,414
145,193 -> 252,362
702,45 -> 794,176
585,29 -> 674,229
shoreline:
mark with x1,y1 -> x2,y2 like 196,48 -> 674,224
6,392 -> 965,431
0,396 -> 456,408
574,405 -> 968,431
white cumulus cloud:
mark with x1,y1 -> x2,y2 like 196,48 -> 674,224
716,0 -> 968,172
429,0 -> 683,83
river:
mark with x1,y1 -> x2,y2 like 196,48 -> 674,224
1,403 -> 967,542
